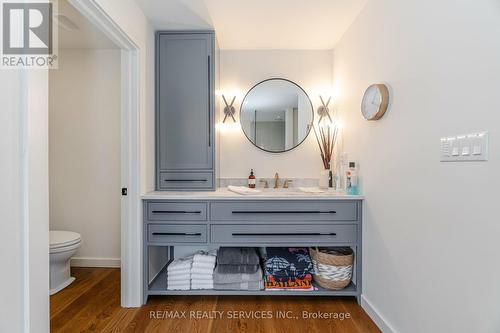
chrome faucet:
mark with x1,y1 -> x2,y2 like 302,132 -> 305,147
259,179 -> 269,188
274,173 -> 280,188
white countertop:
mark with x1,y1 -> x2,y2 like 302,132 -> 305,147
142,188 -> 364,200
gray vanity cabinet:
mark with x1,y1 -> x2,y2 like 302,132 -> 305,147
143,198 -> 363,304
156,31 -> 216,190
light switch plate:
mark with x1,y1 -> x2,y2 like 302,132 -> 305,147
441,132 -> 488,162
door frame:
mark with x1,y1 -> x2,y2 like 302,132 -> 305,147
68,0 -> 142,307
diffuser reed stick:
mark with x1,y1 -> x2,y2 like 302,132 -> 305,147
312,120 -> 339,170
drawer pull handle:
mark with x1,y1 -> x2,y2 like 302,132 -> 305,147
152,211 -> 202,214
232,211 -> 337,214
232,233 -> 337,236
164,179 -> 208,182
152,232 -> 202,236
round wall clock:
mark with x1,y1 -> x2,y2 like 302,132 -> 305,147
361,84 -> 390,120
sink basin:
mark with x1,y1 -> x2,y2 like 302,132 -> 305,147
260,188 -> 298,192
226,186 -> 327,196
259,187 -> 325,195
258,188 -> 303,195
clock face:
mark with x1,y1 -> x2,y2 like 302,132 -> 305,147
361,84 -> 388,120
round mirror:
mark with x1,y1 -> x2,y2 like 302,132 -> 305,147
240,78 -> 314,153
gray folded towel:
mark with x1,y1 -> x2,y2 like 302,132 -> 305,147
217,247 -> 260,265
214,266 -> 263,284
216,264 -> 259,274
214,280 -> 264,291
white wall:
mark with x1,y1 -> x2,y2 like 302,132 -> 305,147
49,49 -> 121,264
220,50 -> 333,178
0,71 -> 25,333
90,0 -> 155,307
1,2 -> 152,329
27,71 -> 50,333
332,0 -> 500,332
92,0 -> 156,194
0,69 -> 49,333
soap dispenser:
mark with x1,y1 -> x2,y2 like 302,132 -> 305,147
248,169 -> 256,188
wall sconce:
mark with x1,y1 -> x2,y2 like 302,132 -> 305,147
317,95 -> 333,124
222,95 -> 237,123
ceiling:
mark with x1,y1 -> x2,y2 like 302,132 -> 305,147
55,0 -> 118,49
135,0 -> 368,49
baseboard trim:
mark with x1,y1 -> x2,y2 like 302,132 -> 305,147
361,294 -> 397,333
71,257 -> 121,268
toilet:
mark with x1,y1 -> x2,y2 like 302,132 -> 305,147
49,230 -> 82,295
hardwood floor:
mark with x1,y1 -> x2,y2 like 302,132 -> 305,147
50,268 -> 381,333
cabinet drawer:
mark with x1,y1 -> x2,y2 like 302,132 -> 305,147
147,202 -> 207,221
148,224 -> 207,244
159,172 -> 213,190
210,201 -> 357,221
210,224 -> 357,244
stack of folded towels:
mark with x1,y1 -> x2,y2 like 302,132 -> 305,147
190,250 -> 217,290
214,247 -> 264,291
264,247 -> 315,290
167,256 -> 193,290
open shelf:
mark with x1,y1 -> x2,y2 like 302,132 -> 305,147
148,264 -> 358,297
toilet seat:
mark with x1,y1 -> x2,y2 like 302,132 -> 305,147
50,230 -> 81,251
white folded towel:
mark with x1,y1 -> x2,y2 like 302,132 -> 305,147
167,268 -> 191,276
192,278 -> 213,284
167,274 -> 191,282
192,261 -> 215,269
227,185 -> 261,195
191,273 -> 213,280
168,279 -> 190,285
167,284 -> 190,291
168,256 -> 193,271
167,280 -> 190,290
193,250 -> 217,265
191,286 -> 213,290
191,281 -> 213,290
168,266 -> 192,273
191,266 -> 214,275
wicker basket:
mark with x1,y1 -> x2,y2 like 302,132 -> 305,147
309,247 -> 354,290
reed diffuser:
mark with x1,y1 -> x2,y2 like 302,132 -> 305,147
312,100 -> 339,188
312,123 -> 338,170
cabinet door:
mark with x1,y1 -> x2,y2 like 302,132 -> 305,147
157,33 -> 213,171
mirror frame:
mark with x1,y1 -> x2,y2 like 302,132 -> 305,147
239,78 -> 314,154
